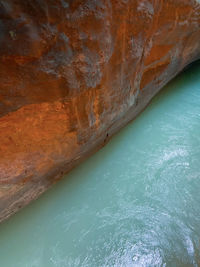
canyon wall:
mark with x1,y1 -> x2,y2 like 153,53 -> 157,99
0,0 -> 200,222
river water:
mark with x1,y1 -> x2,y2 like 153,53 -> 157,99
0,62 -> 200,267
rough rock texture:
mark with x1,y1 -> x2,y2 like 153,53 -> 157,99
0,0 -> 200,222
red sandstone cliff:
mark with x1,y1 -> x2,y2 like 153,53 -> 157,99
0,0 -> 200,222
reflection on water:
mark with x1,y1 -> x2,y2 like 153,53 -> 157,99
0,62 -> 200,266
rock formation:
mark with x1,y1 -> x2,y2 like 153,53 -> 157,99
0,0 -> 200,222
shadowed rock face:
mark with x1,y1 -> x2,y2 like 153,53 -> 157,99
0,0 -> 200,222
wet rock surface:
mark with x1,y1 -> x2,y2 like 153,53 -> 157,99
0,0 -> 200,222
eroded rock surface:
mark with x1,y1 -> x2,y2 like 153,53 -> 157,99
0,0 -> 200,222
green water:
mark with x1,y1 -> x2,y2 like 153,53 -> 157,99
1,62 -> 200,267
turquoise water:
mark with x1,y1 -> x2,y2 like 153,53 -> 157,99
0,62 -> 200,266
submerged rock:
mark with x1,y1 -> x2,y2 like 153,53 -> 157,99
0,0 -> 200,222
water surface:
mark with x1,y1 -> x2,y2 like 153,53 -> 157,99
0,62 -> 200,266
